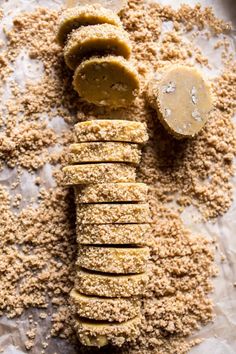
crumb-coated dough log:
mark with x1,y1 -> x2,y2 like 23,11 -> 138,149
146,65 -> 213,139
70,289 -> 140,322
75,268 -> 148,297
64,24 -> 131,70
62,163 -> 136,185
74,120 -> 148,144
68,142 -> 141,165
78,246 -> 150,274
77,223 -> 151,245
75,182 -> 148,203
73,56 -> 140,107
75,316 -> 141,347
76,203 -> 152,224
56,4 -> 122,46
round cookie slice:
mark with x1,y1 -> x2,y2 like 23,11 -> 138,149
74,120 -> 148,144
56,4 -> 122,46
67,142 -> 141,165
76,203 -> 152,224
75,268 -> 148,297
146,65 -> 213,139
62,163 -> 136,185
73,56 -> 140,107
77,223 -> 151,245
75,316 -> 141,347
75,182 -> 148,203
64,24 -> 131,70
70,289 -> 140,322
78,246 -> 150,274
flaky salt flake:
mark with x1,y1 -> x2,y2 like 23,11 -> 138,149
162,81 -> 176,93
191,86 -> 198,104
192,109 -> 202,122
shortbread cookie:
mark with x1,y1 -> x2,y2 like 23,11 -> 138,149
73,56 -> 139,107
56,4 -> 122,45
64,24 -> 131,70
75,268 -> 148,297
78,246 -> 150,273
62,163 -> 136,185
76,203 -> 151,224
77,223 -> 150,245
68,142 -> 141,164
74,120 -> 148,144
146,65 -> 213,138
70,289 -> 140,322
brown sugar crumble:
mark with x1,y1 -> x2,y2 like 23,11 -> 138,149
0,0 -> 235,353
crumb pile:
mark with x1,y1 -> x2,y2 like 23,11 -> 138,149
0,0 -> 235,353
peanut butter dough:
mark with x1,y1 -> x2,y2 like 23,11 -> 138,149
74,120 -> 148,144
75,268 -> 148,297
64,24 -> 131,70
75,316 -> 141,347
76,203 -> 151,224
146,65 -> 213,138
67,142 -> 141,165
62,163 -> 136,185
70,289 -> 140,322
75,182 -> 148,203
78,246 -> 150,274
56,4 -> 122,46
77,223 -> 151,245
73,56 -> 140,107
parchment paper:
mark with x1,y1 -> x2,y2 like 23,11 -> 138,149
0,0 -> 235,353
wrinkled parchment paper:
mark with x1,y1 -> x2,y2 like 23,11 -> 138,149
0,0 -> 235,353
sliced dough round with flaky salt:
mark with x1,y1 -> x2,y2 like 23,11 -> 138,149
64,24 -> 131,70
68,142 -> 141,165
70,289 -> 140,322
78,246 -> 150,274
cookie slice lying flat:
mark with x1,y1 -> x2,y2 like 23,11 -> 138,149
56,4 -> 122,46
68,142 -> 141,165
78,246 -> 150,274
73,56 -> 139,107
75,268 -> 148,297
64,24 -> 131,70
70,289 -> 140,322
74,120 -> 148,144
76,203 -> 152,224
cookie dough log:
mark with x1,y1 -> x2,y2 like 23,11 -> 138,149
62,163 -> 136,185
78,246 -> 150,273
75,316 -> 141,347
68,142 -> 141,165
73,56 -> 140,107
146,65 -> 213,138
56,4 -> 122,46
70,289 -> 140,322
64,24 -> 131,70
77,223 -> 151,245
75,182 -> 148,203
76,203 -> 152,224
75,268 -> 148,297
74,120 -> 148,144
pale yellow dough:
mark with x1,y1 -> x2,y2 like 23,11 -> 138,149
146,65 -> 213,138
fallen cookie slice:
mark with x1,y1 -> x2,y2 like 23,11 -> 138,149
78,246 -> 150,273
146,65 -> 213,138
75,268 -> 148,297
75,182 -> 148,203
64,24 -> 131,70
77,223 -> 151,245
74,120 -> 148,144
56,4 -> 122,46
76,203 -> 152,224
73,56 -> 140,107
67,142 -> 141,165
62,163 -> 136,185
70,289 -> 140,322
75,316 -> 141,347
